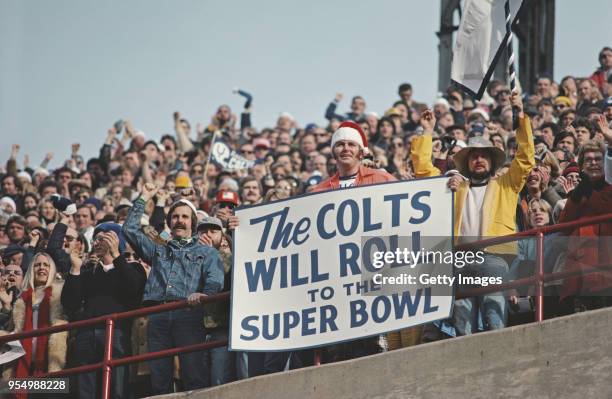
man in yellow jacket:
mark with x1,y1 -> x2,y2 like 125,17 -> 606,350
411,92 -> 535,335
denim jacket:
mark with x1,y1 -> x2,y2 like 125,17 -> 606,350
122,198 -> 224,302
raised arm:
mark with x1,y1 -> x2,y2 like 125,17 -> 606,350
174,111 -> 195,153
98,127 -> 117,174
6,144 -> 19,176
410,109 -> 442,178
46,215 -> 72,274
499,92 -> 535,192
325,93 -> 345,121
122,183 -> 159,264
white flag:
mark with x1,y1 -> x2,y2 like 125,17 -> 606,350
210,135 -> 255,171
451,0 -> 523,99
0,340 -> 25,365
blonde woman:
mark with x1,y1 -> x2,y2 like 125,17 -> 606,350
11,252 -> 67,377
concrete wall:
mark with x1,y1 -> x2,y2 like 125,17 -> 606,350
152,307 -> 612,399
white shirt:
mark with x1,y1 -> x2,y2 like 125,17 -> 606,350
338,173 -> 357,188
101,262 -> 115,273
460,183 -> 487,237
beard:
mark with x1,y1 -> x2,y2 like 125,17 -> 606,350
469,170 -> 491,181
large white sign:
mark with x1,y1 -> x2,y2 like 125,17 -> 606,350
230,177 -> 453,351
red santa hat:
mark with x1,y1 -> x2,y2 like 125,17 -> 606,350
331,121 -> 368,150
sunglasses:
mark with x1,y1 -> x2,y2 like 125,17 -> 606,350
241,150 -> 254,155
219,203 -> 236,209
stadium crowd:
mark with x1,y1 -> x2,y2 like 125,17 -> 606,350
0,45 -> 611,397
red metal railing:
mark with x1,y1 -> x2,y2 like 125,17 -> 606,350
0,213 -> 610,398
455,212 -> 612,322
0,292 -> 229,398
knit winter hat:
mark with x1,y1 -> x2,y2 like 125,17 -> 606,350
331,121 -> 368,149
93,222 -> 127,253
562,162 -> 580,177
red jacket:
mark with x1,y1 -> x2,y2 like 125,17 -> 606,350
311,165 -> 396,192
559,181 -> 612,299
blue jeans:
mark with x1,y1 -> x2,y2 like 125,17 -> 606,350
205,328 -> 235,386
235,351 -> 249,380
147,307 -> 209,394
74,327 -> 129,399
453,254 -> 508,335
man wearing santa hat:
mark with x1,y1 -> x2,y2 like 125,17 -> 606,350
312,121 -> 395,192
311,121 -> 394,361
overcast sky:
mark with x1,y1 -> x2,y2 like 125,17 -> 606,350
1,0 -> 610,168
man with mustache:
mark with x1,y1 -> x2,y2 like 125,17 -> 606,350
411,92 -> 535,335
122,183 -> 224,394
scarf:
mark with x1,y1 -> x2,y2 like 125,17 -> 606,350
15,286 -> 52,381
172,236 -> 193,248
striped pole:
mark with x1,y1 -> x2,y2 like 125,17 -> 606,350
504,0 -> 517,93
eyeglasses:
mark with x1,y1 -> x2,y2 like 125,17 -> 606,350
122,252 -> 139,260
583,156 -> 602,164
219,203 -> 236,209
241,149 -> 254,155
